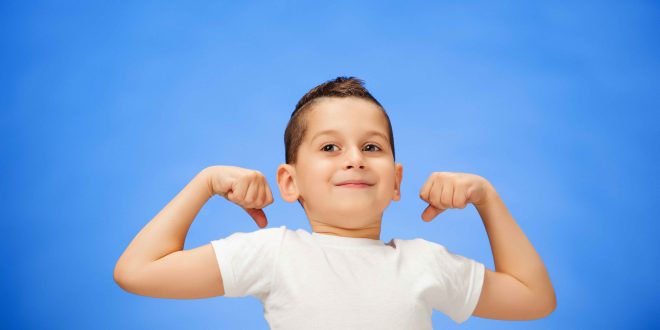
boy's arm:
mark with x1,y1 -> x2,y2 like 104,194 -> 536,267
114,168 -> 214,276
113,167 -> 224,298
472,182 -> 557,319
113,165 -> 273,299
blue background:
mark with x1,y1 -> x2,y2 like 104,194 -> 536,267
3,1 -> 659,329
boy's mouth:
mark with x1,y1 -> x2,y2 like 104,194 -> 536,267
337,183 -> 372,188
335,179 -> 374,188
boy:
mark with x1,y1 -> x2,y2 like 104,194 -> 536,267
114,77 -> 556,329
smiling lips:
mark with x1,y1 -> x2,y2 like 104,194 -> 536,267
336,180 -> 374,188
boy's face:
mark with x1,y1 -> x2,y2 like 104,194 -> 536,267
277,96 -> 403,237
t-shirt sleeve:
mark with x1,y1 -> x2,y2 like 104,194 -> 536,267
424,240 -> 485,324
210,225 -> 286,299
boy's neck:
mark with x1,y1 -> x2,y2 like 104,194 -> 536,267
309,222 -> 382,240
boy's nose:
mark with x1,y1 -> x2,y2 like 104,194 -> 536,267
343,147 -> 365,169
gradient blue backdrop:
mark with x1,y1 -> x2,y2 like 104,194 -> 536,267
3,1 -> 659,329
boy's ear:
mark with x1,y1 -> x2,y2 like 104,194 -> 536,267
392,163 -> 403,202
276,163 -> 301,203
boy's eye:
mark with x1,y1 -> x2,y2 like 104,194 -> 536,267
364,144 -> 382,152
321,144 -> 339,152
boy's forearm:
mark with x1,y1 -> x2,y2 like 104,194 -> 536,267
475,182 -> 556,307
115,167 -> 214,276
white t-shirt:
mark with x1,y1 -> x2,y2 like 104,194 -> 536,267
211,225 -> 485,329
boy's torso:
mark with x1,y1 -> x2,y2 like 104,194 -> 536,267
262,229 -> 436,330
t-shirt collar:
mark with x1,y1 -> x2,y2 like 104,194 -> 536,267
311,231 -> 386,247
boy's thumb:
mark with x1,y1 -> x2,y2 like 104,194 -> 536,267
421,204 -> 445,222
244,208 -> 268,228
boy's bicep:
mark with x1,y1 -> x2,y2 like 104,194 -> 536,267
116,244 -> 225,299
472,268 -> 550,320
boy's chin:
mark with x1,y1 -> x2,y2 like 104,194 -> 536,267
324,203 -> 384,217
334,196 -> 389,207
316,215 -> 382,229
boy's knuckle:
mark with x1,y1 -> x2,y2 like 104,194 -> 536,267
431,197 -> 439,207
437,198 -> 446,208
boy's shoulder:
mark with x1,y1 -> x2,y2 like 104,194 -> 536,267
391,237 -> 451,254
213,225 -> 287,244
392,236 -> 445,247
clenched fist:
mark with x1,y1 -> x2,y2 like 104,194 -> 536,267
419,172 -> 492,222
206,165 -> 274,228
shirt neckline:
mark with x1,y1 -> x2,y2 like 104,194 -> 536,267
311,231 -> 386,247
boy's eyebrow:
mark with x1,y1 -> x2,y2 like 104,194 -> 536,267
310,129 -> 389,143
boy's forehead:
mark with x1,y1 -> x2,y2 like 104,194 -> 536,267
304,97 -> 389,138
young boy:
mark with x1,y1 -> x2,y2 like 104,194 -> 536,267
114,77 -> 556,329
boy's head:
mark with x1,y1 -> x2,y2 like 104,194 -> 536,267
276,76 -> 403,236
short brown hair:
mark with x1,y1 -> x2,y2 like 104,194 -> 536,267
284,76 -> 396,164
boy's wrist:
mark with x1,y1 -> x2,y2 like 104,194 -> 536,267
201,166 -> 222,198
474,179 -> 498,209
202,165 -> 238,198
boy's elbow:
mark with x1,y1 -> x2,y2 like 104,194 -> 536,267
114,268 -> 143,295
113,254 -> 145,291
521,290 -> 556,320
547,303 -> 557,316
536,292 -> 557,319
545,287 -> 557,313
545,295 -> 557,317
522,301 -> 556,321
114,264 -> 128,289
113,262 -> 137,292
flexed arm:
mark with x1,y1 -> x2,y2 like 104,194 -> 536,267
420,172 -> 557,320
113,166 -> 274,299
